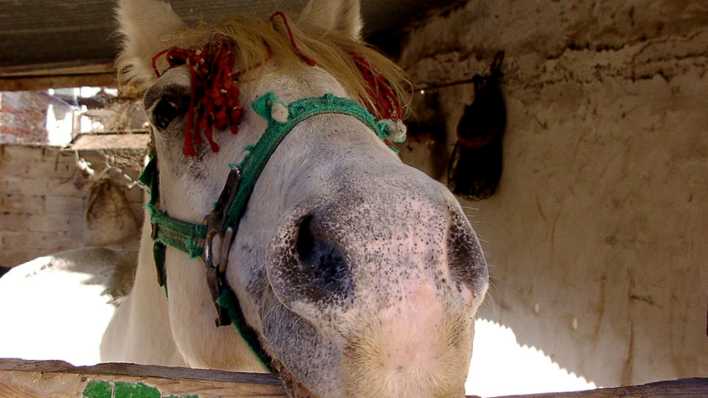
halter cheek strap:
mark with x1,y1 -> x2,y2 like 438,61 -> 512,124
139,91 -> 404,370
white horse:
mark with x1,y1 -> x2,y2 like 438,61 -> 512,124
0,1 -> 488,396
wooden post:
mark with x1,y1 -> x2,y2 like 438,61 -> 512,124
0,359 -> 706,397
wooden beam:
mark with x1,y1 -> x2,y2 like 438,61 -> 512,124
0,61 -> 114,77
0,74 -> 116,91
0,61 -> 115,91
69,133 -> 151,151
0,359 -> 706,397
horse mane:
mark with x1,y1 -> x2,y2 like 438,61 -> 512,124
118,13 -> 410,117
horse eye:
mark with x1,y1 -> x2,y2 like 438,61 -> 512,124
152,94 -> 189,130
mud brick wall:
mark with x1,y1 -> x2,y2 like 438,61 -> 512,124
398,0 -> 708,395
0,145 -> 143,267
0,93 -> 48,144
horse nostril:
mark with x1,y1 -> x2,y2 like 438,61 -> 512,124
295,215 -> 316,263
447,211 -> 489,298
293,214 -> 353,303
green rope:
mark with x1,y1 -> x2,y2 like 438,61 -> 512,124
216,289 -> 272,370
224,92 -> 394,228
142,93 -> 394,261
139,92 -> 400,371
147,203 -> 207,258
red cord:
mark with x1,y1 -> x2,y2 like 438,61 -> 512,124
152,34 -> 243,156
350,53 -> 403,121
151,48 -> 171,77
270,12 -> 318,66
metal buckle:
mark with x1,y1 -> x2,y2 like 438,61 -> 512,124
203,229 -> 219,270
204,227 -> 236,327
202,167 -> 242,327
219,227 -> 235,274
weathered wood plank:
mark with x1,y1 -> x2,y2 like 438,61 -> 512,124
0,74 -> 116,91
69,133 -> 151,151
0,359 -> 706,397
0,359 -> 286,398
0,61 -> 114,77
0,61 -> 116,91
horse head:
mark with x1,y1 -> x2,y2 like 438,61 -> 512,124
115,0 -> 488,396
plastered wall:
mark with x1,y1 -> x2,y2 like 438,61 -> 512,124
398,0 -> 708,391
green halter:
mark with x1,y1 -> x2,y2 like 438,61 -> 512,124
139,92 -> 404,370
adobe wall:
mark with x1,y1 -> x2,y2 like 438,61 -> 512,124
398,0 -> 708,394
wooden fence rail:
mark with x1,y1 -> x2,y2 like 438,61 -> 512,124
0,359 -> 705,398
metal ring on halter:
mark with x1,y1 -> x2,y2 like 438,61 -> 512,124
203,229 -> 220,270
203,229 -> 231,326
204,228 -> 234,273
219,227 -> 236,274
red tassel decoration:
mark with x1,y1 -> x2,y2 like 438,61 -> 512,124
150,20 -> 404,156
152,34 -> 244,156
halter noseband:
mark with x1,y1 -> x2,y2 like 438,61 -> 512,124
142,12 -> 406,372
139,91 -> 405,370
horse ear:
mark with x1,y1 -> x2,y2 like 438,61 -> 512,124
115,0 -> 185,89
298,0 -> 363,40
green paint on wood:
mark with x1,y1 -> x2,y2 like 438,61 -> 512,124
115,381 -> 161,398
83,380 -> 112,398
82,379 -> 200,398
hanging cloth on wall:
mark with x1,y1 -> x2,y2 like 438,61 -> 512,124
448,51 -> 507,200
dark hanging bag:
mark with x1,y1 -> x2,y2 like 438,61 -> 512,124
448,51 -> 507,200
